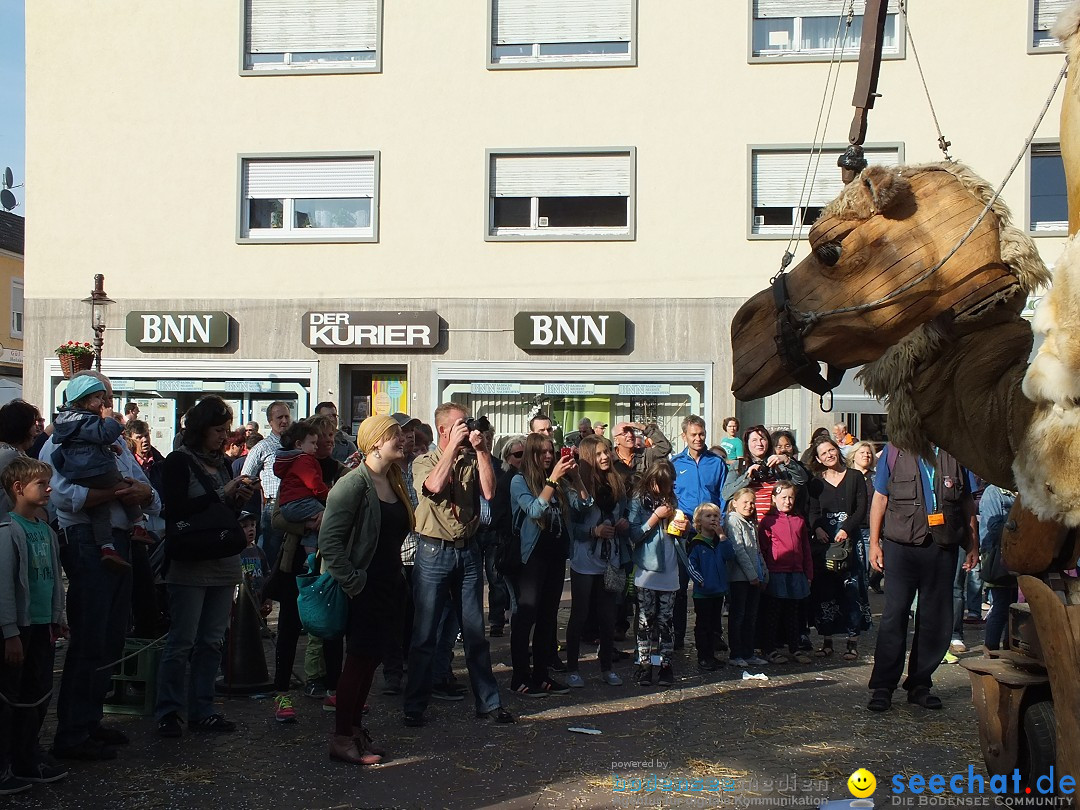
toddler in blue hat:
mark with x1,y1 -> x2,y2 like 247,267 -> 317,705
50,375 -> 147,571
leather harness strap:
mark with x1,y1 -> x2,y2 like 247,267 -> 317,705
771,273 -> 846,400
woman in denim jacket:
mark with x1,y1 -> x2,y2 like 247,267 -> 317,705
509,434 -> 590,697
628,461 -> 689,687
564,436 -> 631,688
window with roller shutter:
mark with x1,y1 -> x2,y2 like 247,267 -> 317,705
238,154 -> 379,243
1031,0 -> 1069,51
489,0 -> 636,68
486,149 -> 635,241
749,0 -> 903,62
749,144 -> 902,238
242,0 -> 381,74
1028,142 -> 1068,234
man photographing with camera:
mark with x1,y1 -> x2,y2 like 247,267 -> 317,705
403,403 -> 513,727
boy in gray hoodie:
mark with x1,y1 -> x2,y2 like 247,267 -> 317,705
0,457 -> 67,793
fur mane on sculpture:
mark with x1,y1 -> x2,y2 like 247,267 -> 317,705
854,162 -> 1051,458
1052,4 -> 1080,65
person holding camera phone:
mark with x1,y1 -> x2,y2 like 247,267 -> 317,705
403,403 -> 512,727
721,425 -> 808,523
509,434 -> 591,697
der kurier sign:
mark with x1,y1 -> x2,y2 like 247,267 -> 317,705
514,311 -> 627,352
303,311 -> 440,349
126,311 -> 230,349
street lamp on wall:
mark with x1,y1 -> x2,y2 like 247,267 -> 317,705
81,274 -> 114,372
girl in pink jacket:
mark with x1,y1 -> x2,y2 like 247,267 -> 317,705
757,482 -> 813,664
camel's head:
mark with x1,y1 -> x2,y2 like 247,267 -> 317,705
731,163 -> 1049,401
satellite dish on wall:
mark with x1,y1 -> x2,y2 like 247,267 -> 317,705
0,189 -> 15,211
2,168 -> 11,189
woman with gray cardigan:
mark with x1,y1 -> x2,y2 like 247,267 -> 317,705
318,414 -> 413,766
156,397 -> 255,738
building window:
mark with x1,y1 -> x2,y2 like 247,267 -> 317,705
243,0 -> 380,73
239,155 -> 378,242
750,0 -> 900,61
1032,0 -> 1069,50
490,0 -> 635,67
9,279 -> 21,340
487,150 -> 635,240
1029,143 -> 1068,233
750,145 -> 901,237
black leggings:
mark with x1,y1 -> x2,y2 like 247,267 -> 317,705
566,570 -> 616,672
510,543 -> 565,686
760,595 -> 800,654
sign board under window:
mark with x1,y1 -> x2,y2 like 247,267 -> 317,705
302,311 -> 440,349
126,311 -> 231,348
514,311 -> 627,352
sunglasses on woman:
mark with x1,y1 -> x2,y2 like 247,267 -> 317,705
509,450 -> 524,458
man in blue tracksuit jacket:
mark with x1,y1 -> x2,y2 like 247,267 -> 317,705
670,415 -> 728,649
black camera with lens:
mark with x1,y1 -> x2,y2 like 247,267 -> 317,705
465,415 -> 491,434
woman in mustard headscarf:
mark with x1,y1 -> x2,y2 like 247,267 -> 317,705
319,415 -> 414,766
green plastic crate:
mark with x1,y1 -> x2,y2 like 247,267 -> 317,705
104,637 -> 163,716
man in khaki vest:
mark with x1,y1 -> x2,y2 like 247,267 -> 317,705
866,443 -> 978,712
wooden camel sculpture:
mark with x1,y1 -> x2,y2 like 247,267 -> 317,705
730,157 -> 1080,779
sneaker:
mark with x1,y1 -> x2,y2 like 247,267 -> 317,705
382,676 -> 403,696
130,525 -> 155,545
942,651 -> 959,665
536,678 -> 570,695
303,680 -> 329,700
728,657 -> 748,668
322,694 -> 336,712
0,768 -> 30,795
403,711 -> 425,728
566,672 -> 585,688
601,670 -> 623,686
274,694 -> 297,723
635,665 -> 653,686
963,612 -> 983,624
657,665 -> 675,687
89,725 -> 130,746
13,760 -> 68,784
156,712 -> 183,738
431,681 -> 466,702
550,656 -> 568,673
190,714 -> 235,733
950,639 -> 967,654
698,658 -> 718,671
100,545 -> 131,571
746,656 -> 769,667
512,682 -> 548,699
476,707 -> 515,724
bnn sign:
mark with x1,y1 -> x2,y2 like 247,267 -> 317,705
125,311 -> 230,349
514,311 -> 626,352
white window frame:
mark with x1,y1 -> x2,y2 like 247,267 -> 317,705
488,0 -> 637,69
485,148 -> 636,242
237,153 -> 380,244
747,142 -> 904,239
1027,140 -> 1069,235
240,0 -> 383,76
9,278 -> 22,340
747,0 -> 905,63
1029,0 -> 1068,53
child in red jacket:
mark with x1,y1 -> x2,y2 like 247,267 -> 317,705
273,422 -> 329,552
757,481 -> 813,665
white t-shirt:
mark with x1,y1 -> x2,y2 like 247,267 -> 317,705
634,534 -> 679,592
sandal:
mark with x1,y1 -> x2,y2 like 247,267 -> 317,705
815,638 -> 834,657
793,652 -> 812,664
843,639 -> 859,661
765,650 -> 788,664
867,688 -> 892,712
907,686 -> 943,710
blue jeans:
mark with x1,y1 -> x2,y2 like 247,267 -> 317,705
405,538 -> 500,715
54,525 -> 132,748
281,497 -> 324,550
155,584 -> 234,722
259,500 -> 283,569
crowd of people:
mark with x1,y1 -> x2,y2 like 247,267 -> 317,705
0,378 -> 1015,790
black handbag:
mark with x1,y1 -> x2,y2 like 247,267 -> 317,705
825,537 -> 853,573
165,457 -> 247,562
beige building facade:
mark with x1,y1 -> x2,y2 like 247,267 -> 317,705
23,0 -> 1071,446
